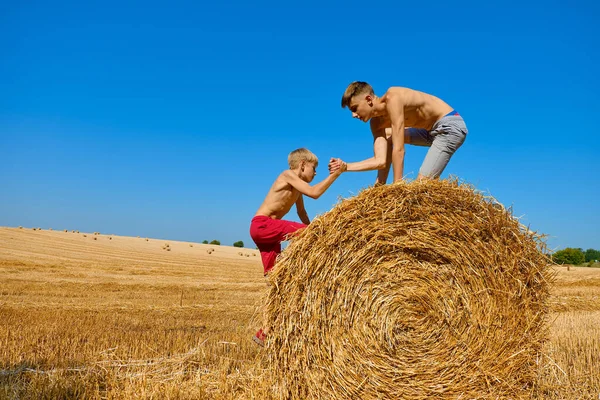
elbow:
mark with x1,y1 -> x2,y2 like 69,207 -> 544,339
308,188 -> 325,199
374,160 -> 387,170
393,148 -> 406,157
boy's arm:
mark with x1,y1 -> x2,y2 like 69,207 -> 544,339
329,129 -> 388,173
295,195 -> 310,225
375,135 -> 394,184
386,94 -> 406,182
282,169 -> 341,200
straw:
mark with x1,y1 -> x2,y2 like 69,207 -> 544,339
263,179 -> 553,399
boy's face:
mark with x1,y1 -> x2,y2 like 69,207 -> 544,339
348,94 -> 373,122
300,161 -> 317,183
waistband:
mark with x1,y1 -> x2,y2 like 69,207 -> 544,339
252,215 -> 272,222
430,110 -> 463,132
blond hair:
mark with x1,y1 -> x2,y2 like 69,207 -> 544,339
288,148 -> 318,169
341,81 -> 374,108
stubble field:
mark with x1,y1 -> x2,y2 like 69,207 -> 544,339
0,227 -> 598,399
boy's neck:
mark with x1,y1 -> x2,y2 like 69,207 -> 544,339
291,166 -> 309,182
371,95 -> 387,117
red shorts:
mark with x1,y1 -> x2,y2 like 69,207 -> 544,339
249,215 -> 306,275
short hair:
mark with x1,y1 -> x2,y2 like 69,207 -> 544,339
341,81 -> 374,108
288,148 -> 318,169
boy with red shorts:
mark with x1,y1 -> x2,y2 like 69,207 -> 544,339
250,148 -> 342,346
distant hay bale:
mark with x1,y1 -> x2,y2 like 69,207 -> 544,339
93,237 -> 97,241
264,179 -> 553,399
49,228 -> 52,231
238,252 -> 244,256
18,226 -> 23,229
189,244 -> 194,247
145,238 -> 149,241
245,253 -> 250,257
32,228 -> 36,231
83,234 -> 87,237
64,229 -> 68,232
109,237 -> 112,240
207,249 -> 213,254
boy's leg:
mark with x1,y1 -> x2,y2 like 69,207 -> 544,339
249,217 -> 307,346
250,216 -> 307,275
259,245 -> 281,275
405,127 -> 433,147
418,116 -> 467,179
274,218 -> 307,240
260,219 -> 306,274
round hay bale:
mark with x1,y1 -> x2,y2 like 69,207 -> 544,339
264,180 -> 553,399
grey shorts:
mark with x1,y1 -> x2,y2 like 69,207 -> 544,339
405,113 -> 468,178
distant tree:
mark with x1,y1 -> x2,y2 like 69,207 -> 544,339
209,240 -> 220,245
233,241 -> 244,248
202,240 -> 208,244
552,248 -> 585,265
585,248 -> 600,263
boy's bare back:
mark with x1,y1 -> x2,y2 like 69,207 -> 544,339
371,87 -> 454,133
255,171 -> 301,220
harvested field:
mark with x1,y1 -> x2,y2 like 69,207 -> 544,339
0,219 -> 598,398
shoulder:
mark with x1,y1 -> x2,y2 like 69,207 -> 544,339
278,170 -> 298,185
385,87 -> 411,102
280,170 -> 294,179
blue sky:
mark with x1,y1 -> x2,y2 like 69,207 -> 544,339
1,0 -> 598,252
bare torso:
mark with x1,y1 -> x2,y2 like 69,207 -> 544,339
371,87 -> 453,133
255,172 -> 301,219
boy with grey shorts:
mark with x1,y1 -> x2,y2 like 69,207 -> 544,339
329,82 -> 468,182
